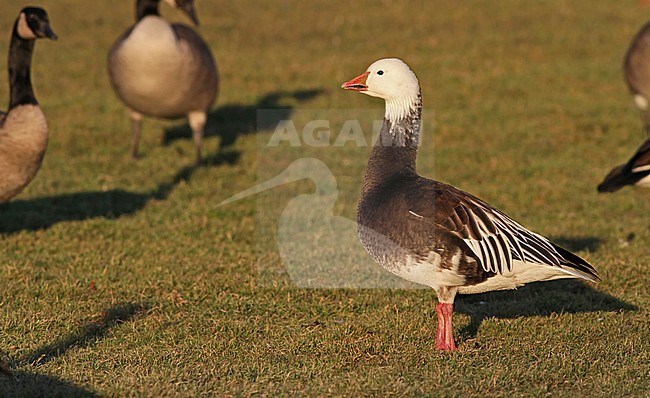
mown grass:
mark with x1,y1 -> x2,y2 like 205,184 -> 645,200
0,0 -> 649,396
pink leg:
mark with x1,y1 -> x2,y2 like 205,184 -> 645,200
435,302 -> 457,351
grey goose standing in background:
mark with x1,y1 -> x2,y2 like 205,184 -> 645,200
108,0 -> 218,165
625,22 -> 650,136
597,23 -> 650,192
0,7 -> 57,204
342,58 -> 599,351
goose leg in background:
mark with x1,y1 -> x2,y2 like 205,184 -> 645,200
189,111 -> 207,166
129,109 -> 143,161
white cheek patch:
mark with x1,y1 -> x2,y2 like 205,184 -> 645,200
17,13 -> 37,40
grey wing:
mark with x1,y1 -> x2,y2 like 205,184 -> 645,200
171,24 -> 218,73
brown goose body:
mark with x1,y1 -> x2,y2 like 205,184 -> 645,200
108,18 -> 218,119
344,58 -> 599,351
0,105 -> 48,203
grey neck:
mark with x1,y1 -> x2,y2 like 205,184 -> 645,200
362,93 -> 422,192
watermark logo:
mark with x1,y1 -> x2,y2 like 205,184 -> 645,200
218,109 -> 436,288
267,119 -> 386,147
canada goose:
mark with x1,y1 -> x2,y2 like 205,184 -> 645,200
597,22 -> 650,192
598,137 -> 650,192
342,58 -> 599,351
108,0 -> 219,165
0,7 -> 57,204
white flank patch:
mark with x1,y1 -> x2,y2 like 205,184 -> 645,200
390,252 -> 464,292
408,210 -> 424,218
631,164 -> 650,173
634,94 -> 649,111
17,13 -> 37,40
636,173 -> 650,187
458,260 -> 583,294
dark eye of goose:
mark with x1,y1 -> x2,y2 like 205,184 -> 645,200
377,70 -> 384,75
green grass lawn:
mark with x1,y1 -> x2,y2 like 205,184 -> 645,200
1,0 -> 649,396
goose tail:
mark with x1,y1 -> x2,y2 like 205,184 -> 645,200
552,243 -> 600,283
597,164 -> 629,193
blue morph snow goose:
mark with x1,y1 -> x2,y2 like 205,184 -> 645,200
108,0 -> 218,165
0,7 -> 57,204
342,58 -> 600,351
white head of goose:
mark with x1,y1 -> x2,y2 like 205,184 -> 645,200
342,58 -> 599,351
108,0 -> 219,165
0,7 -> 57,204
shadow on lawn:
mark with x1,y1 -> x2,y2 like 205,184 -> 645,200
163,88 -> 324,148
0,302 -> 146,397
551,235 -> 603,253
0,152 -> 236,235
0,372 -> 99,398
0,89 -> 322,235
455,280 -> 636,344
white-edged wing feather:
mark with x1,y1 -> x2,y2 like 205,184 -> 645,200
407,181 -> 598,282
447,194 -> 567,274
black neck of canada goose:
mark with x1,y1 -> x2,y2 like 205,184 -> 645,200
363,93 -> 423,193
136,0 -> 161,21
8,20 -> 37,109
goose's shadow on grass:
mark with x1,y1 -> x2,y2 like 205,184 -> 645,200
163,88 -> 324,148
0,89 -> 323,235
0,302 -> 147,397
0,372 -> 98,398
0,152 -> 235,235
455,280 -> 636,344
550,235 -> 603,253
